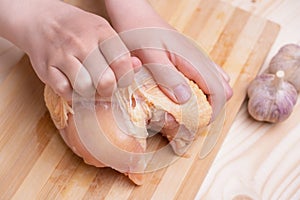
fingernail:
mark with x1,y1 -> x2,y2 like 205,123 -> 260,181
173,84 -> 191,103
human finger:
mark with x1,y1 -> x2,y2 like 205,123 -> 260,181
214,65 -> 233,100
99,35 -> 135,88
138,50 -> 191,104
46,66 -> 73,100
170,53 -> 227,121
221,77 -> 233,100
83,48 -> 117,98
215,63 -> 230,82
57,56 -> 94,98
131,56 -> 142,72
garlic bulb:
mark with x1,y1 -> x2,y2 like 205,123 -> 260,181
247,71 -> 298,123
268,44 -> 300,91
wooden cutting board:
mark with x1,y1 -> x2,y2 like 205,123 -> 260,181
0,0 -> 280,199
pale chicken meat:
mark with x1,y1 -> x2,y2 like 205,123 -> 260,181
44,67 -> 212,185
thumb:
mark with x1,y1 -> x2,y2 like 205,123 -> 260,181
146,62 -> 191,104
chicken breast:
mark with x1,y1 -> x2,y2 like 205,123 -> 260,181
44,67 -> 212,185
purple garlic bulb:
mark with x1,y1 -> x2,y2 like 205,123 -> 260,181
268,44 -> 300,91
247,70 -> 298,123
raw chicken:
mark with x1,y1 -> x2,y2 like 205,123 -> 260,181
44,67 -> 212,185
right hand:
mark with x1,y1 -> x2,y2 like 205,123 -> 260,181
105,0 -> 232,120
4,0 -> 141,100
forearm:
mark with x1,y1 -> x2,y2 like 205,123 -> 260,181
104,0 -> 171,31
0,0 -> 60,48
0,0 -> 25,43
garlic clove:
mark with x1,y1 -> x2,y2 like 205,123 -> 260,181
247,70 -> 298,123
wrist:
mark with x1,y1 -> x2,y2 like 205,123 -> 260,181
105,0 -> 171,32
0,0 -> 61,48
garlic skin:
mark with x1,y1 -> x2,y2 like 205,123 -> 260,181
247,71 -> 298,123
268,44 -> 300,91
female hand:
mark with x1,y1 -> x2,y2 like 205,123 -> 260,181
105,0 -> 232,120
0,0 -> 141,100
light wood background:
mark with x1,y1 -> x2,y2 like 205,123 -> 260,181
197,0 -> 300,199
0,0 -> 299,199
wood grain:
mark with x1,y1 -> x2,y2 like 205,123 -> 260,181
198,101 -> 300,199
0,0 -> 280,199
197,0 -> 300,199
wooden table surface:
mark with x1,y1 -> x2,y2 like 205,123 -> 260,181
197,0 -> 300,199
0,0 -> 299,199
